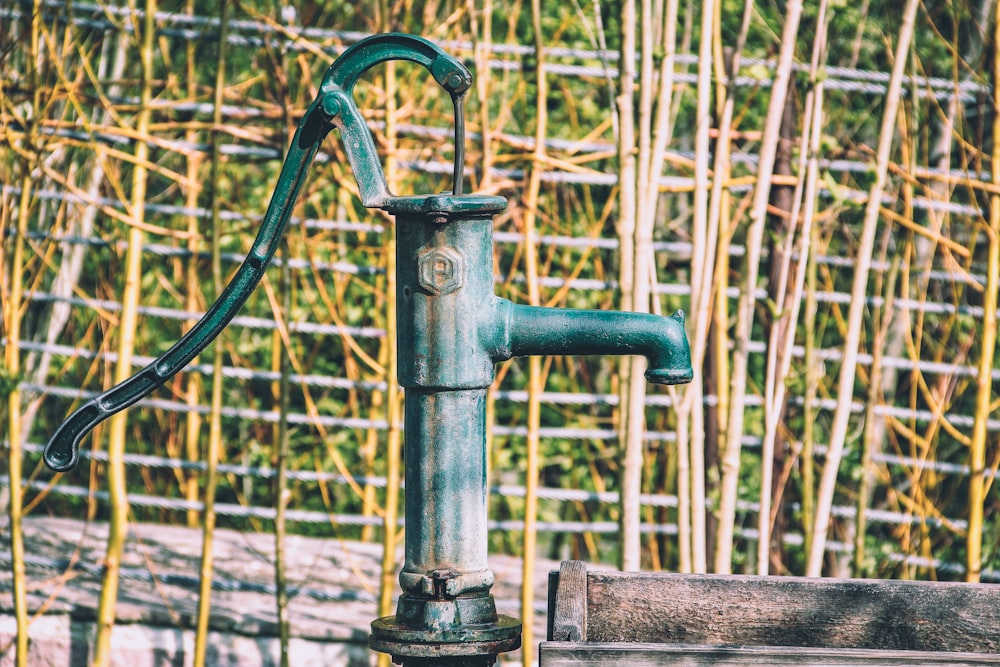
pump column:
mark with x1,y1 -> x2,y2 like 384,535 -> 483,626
369,196 -> 521,665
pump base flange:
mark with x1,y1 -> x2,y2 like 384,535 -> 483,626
369,613 -> 521,660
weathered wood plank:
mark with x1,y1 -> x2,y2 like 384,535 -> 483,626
583,571 -> 1000,653
550,560 -> 588,641
547,569 -> 559,641
538,642 -> 1000,666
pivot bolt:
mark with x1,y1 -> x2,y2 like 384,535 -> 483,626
418,246 -> 465,296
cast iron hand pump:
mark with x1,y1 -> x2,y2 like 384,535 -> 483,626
44,34 -> 693,666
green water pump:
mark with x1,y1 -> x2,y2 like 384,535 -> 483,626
43,34 -> 693,666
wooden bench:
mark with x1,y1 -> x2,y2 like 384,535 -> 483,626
540,560 -> 1000,666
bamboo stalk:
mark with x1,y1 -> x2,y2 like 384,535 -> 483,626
93,2 -> 156,663
966,11 -> 1000,584
376,228 -> 402,667
472,4 -> 496,574
193,1 -> 229,663
794,24 -> 832,572
360,391 -> 381,541
638,0 -> 681,567
625,0 -> 655,562
264,29 -> 297,639
183,0 -> 203,529
709,260 -> 730,567
521,1 -> 548,661
800,219 -> 821,560
806,0 -> 920,576
758,91 -> 796,575
376,44 -> 402,667
620,0 -> 664,572
363,12 -> 397,546
5,174 -> 33,667
273,240 -> 292,667
855,253 -> 899,576
2,7 -> 42,664
876,55 -> 939,578
707,0 -> 752,575
643,0 -> 679,194
673,0 -> 717,575
715,0 -> 801,577
756,0 -> 833,575
616,0 -> 640,571
467,0 -> 494,189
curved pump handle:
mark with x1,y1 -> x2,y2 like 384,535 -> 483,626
319,33 -> 471,202
43,34 -> 473,472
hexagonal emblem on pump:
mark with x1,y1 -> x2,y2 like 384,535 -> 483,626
417,246 -> 465,296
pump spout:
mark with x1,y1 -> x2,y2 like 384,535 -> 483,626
493,299 -> 694,385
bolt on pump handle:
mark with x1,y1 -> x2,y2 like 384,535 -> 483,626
43,33 -> 472,472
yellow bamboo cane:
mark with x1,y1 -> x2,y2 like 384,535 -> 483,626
521,1 -> 549,662
966,12 -> 1000,584
616,0 -> 642,574
193,1 -> 229,663
376,50 -> 402,667
3,8 -> 42,665
5,175 -> 33,667
92,2 -> 155,663
183,0 -> 204,529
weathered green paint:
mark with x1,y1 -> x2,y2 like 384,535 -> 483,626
43,33 -> 694,667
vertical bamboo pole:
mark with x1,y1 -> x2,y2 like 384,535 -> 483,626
676,0 -> 716,575
856,255 -> 899,576
966,11 -> 1000,584
713,0 -> 801,578
274,242 -> 292,667
801,222 -> 819,560
644,0 -> 679,193
183,0 -> 203,529
365,2 -> 395,547
376,234 -> 402,667
5,173 -> 33,667
793,11 -> 829,571
193,2 -> 229,663
465,5 -> 496,621
361,395 -> 382,542
522,2 -> 548,662
806,0 -> 919,576
756,0 -> 833,575
759,93 -> 796,573
272,16 -> 296,665
93,2 -> 155,664
617,0 -> 641,572
635,0 -> 682,567
628,0 -> 655,567
4,7 -> 41,664
623,0 -> 664,572
376,35 -> 402,667
468,0 -> 494,190
707,0 -> 752,574
478,48 -> 502,571
646,0 -> 681,569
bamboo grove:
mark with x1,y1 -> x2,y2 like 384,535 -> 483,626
1,0 -> 998,665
